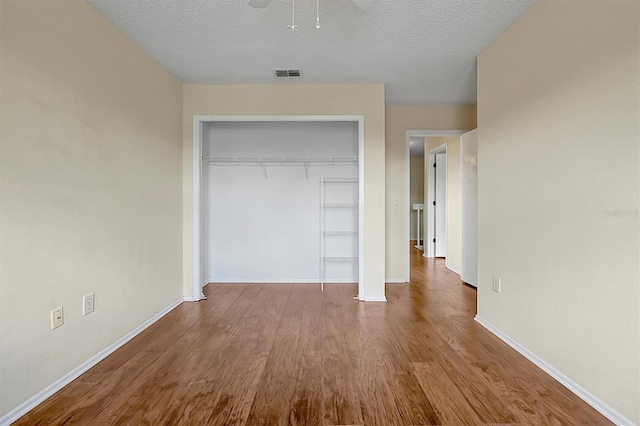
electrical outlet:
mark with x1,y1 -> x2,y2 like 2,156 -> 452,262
51,307 -> 64,329
83,293 -> 95,315
492,275 -> 501,293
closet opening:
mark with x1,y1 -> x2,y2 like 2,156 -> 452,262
192,116 -> 365,301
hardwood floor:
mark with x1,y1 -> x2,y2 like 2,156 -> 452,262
16,246 -> 610,425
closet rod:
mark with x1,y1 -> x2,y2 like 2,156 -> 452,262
203,156 -> 358,164
321,178 -> 358,183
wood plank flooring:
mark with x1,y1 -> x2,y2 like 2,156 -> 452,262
15,246 -> 610,425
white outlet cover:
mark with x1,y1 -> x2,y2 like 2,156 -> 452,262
51,307 -> 64,329
492,276 -> 501,293
83,293 -> 95,315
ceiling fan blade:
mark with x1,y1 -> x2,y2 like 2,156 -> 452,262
351,0 -> 377,10
249,0 -> 273,8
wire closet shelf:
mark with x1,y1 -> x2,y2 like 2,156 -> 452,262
203,156 -> 358,179
319,177 -> 359,292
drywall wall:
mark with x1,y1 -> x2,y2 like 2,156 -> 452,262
203,121 -> 358,282
460,129 -> 478,287
0,0 -> 183,419
477,0 -> 639,422
385,105 -> 476,281
425,136 -> 462,274
183,85 -> 385,300
410,156 -> 425,240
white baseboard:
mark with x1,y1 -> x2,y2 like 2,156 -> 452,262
385,279 -> 407,283
0,298 -> 183,426
445,265 -> 461,275
474,315 -> 635,426
209,279 -> 355,284
363,296 -> 387,302
183,296 -> 201,302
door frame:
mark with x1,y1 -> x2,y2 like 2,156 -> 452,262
404,130 -> 465,281
193,115 -> 365,301
427,144 -> 447,259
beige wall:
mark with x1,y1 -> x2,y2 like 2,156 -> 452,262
477,0 -> 639,422
424,136 -> 462,274
409,156 -> 425,239
182,85 -> 386,299
385,105 -> 475,281
0,0 -> 183,418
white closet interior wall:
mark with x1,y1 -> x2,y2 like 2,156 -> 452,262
203,121 -> 358,283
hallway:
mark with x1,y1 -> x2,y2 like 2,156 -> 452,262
16,246 -> 609,425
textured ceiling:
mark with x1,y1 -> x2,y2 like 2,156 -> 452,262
88,0 -> 536,104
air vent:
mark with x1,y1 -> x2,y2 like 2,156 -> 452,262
272,68 -> 303,79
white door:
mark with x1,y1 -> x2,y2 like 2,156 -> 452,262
434,153 -> 447,257
461,130 -> 478,287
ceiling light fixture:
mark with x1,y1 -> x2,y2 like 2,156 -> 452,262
288,0 -> 298,31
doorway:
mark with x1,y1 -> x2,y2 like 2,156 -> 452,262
193,115 -> 365,301
203,121 -> 358,285
404,131 -> 464,281
409,137 -> 425,252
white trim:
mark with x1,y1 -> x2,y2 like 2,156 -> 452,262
445,266 -> 461,276
426,143 -> 447,259
192,117 -> 202,302
425,151 -> 435,258
194,115 -> 365,123
474,316 -> 636,426
404,134 -> 411,281
193,115 -> 366,302
406,130 -> 466,138
207,279 -> 357,284
0,298 -> 183,426
405,130 -> 465,276
385,279 -> 407,283
183,296 -> 201,302
357,118 -> 365,301
427,142 -> 449,154
363,296 -> 387,302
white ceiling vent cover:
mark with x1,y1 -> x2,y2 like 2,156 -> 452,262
272,68 -> 303,79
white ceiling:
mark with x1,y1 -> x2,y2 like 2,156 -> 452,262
88,0 -> 536,104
